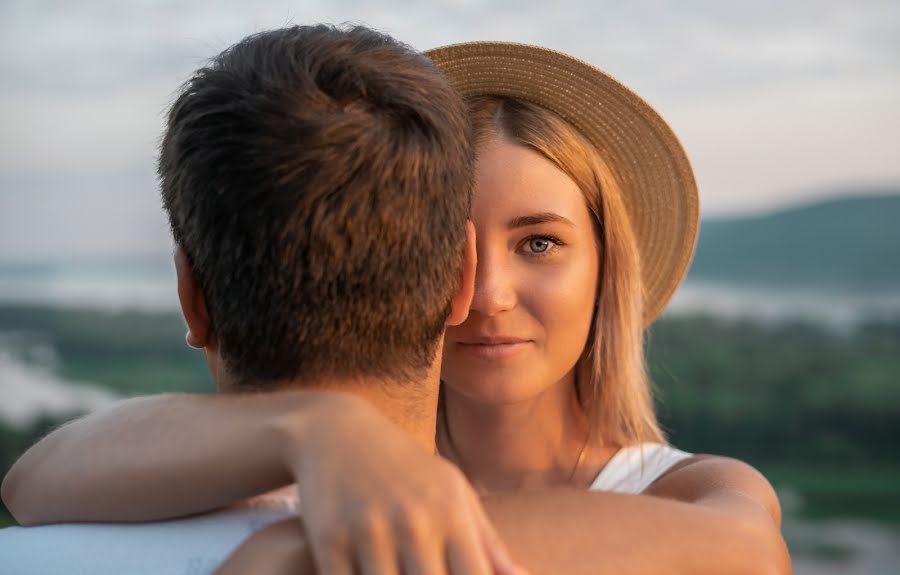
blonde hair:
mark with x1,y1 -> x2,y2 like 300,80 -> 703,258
468,96 -> 666,447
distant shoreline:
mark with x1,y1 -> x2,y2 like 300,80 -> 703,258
666,282 -> 900,329
2,274 -> 899,329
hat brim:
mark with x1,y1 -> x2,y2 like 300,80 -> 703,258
425,41 -> 699,325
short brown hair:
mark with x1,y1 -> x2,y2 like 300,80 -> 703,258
159,25 -> 473,386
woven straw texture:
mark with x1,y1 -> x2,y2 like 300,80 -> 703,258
426,42 -> 700,325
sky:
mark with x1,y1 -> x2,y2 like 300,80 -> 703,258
1,0 -> 898,260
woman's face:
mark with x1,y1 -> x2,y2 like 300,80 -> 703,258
442,137 -> 600,404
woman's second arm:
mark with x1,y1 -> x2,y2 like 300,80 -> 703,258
2,391 -> 522,575
482,456 -> 790,575
1,391 -> 346,525
211,457 -> 790,575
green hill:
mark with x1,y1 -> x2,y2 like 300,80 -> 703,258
687,192 -> 900,289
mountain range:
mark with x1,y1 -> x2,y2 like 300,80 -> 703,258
1,191 -> 898,294
687,191 -> 900,290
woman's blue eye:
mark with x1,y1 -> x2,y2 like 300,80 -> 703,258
528,237 -> 551,253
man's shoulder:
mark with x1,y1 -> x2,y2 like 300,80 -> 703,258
0,506 -> 295,575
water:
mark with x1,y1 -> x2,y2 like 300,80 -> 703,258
787,517 -> 900,574
0,257 -> 178,312
0,350 -> 118,429
2,261 -> 899,326
665,282 -> 900,330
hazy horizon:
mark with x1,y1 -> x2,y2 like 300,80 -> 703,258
2,0 -> 899,260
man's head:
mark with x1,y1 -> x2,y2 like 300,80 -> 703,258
160,25 -> 475,388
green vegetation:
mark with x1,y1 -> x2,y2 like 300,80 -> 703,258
0,305 -> 212,395
649,316 -> 900,465
1,304 -> 899,529
761,463 -> 900,523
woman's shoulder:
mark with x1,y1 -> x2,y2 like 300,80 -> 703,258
643,452 -> 781,523
591,444 -> 779,519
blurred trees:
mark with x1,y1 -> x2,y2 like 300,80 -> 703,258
1,305 -> 899,526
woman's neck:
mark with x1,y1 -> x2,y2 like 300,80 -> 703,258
438,371 -> 596,492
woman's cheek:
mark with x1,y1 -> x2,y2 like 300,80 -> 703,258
531,260 -> 596,355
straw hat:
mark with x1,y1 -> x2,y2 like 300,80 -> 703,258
425,42 -> 699,326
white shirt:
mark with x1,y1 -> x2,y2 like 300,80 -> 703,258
590,442 -> 693,494
0,496 -> 297,575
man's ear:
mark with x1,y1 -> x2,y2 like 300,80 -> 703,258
174,247 -> 212,348
446,220 -> 476,326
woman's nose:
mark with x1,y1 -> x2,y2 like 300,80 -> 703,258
470,250 -> 517,317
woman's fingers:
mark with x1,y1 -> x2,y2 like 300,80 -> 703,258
292,406 -> 520,575
445,514 -> 492,575
310,528 -> 355,575
472,497 -> 525,575
477,519 -> 521,575
316,553 -> 355,575
308,486 -> 517,575
357,512 -> 401,575
396,503 -> 448,575
444,488 -> 494,575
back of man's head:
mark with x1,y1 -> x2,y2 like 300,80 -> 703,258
159,24 -> 473,387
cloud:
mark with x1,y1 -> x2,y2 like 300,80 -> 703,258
0,0 -> 898,257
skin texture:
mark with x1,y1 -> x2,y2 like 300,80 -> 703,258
440,137 -> 606,493
3,224 -> 524,575
218,467 -> 789,575
213,140 -> 790,573
443,137 -> 600,404
2,141 -> 790,574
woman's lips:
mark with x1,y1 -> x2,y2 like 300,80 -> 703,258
455,337 -> 531,360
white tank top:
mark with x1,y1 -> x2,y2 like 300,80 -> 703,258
589,442 -> 693,494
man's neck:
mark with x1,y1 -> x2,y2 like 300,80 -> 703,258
286,369 -> 441,453
337,379 -> 439,452
214,352 -> 444,452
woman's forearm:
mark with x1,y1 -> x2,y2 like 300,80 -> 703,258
207,488 -> 786,575
483,487 -> 789,575
1,391 -> 352,525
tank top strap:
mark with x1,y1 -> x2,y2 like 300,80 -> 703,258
589,442 -> 693,494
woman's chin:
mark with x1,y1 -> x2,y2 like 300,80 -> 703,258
443,376 -> 548,406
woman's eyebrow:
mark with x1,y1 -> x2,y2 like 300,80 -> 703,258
507,212 -> 576,229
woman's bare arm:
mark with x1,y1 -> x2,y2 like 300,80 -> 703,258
214,456 -> 788,575
1,391 -> 522,575
1,391 -> 342,524
1,389 -> 783,573
482,456 -> 789,575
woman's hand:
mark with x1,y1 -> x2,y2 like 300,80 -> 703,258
277,393 -> 524,575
